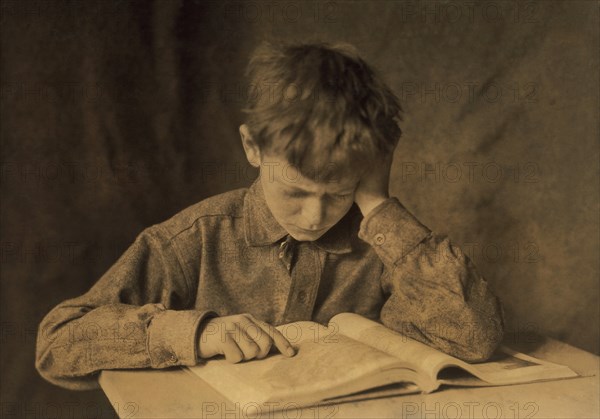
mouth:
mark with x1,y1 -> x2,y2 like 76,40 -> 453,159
294,225 -> 327,233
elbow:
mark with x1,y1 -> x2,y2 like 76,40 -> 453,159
35,342 -> 99,391
35,320 -> 99,390
35,345 -> 63,388
35,325 -> 68,389
448,311 -> 505,363
415,302 -> 505,363
456,326 -> 503,363
452,289 -> 506,363
35,319 -> 59,384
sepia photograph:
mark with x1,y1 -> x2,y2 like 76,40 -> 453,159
1,1 -> 598,418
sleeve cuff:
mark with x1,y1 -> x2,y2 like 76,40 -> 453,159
147,309 -> 218,368
358,197 -> 431,266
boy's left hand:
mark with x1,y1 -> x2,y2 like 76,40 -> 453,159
354,151 -> 394,217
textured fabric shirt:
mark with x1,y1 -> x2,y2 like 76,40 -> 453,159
36,178 -> 504,390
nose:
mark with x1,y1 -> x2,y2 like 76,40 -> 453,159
301,197 -> 326,229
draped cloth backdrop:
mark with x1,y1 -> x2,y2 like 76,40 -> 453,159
1,0 -> 598,415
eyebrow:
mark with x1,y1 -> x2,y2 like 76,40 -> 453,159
283,184 -> 355,195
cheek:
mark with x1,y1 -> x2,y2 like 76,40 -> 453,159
269,196 -> 301,220
325,200 -> 354,223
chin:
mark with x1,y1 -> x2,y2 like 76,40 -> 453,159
288,226 -> 329,241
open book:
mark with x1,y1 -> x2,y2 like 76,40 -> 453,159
187,313 -> 578,415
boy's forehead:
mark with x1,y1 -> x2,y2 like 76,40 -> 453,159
261,155 -> 360,191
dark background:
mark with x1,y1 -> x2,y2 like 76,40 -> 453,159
1,1 -> 598,417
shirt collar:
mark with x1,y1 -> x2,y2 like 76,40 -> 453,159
243,179 -> 357,254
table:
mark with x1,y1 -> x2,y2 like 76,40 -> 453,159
99,335 -> 599,418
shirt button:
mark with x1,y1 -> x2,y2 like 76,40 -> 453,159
374,233 -> 386,245
279,252 -> 285,259
169,355 -> 178,364
297,291 -> 307,304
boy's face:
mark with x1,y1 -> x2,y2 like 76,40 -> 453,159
240,125 -> 360,241
258,153 -> 360,241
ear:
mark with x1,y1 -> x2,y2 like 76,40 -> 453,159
239,124 -> 262,168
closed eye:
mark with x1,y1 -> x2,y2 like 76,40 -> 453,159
283,188 -> 352,200
285,190 -> 309,198
331,193 -> 353,200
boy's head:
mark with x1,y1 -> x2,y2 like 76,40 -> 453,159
240,41 -> 403,241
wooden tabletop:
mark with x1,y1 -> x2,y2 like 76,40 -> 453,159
99,335 -> 599,418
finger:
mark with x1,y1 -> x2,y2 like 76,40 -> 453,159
233,323 -> 261,361
222,332 -> 244,363
239,319 -> 272,359
254,319 -> 295,357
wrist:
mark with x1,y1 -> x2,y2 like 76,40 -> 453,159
355,194 -> 389,217
196,313 -> 219,360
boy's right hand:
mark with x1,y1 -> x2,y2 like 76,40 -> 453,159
197,313 -> 296,363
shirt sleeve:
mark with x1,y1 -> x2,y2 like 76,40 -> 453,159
358,198 -> 505,362
35,224 -> 217,390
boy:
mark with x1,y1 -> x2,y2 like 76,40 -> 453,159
36,41 -> 504,390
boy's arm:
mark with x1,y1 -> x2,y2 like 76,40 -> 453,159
354,153 -> 504,362
35,225 -> 216,390
357,198 -> 504,362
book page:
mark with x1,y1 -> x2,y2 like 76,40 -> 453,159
187,320 -> 417,413
330,313 -> 579,386
329,313 -> 453,378
444,346 -> 579,385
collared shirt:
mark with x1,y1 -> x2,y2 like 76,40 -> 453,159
36,178 -> 504,390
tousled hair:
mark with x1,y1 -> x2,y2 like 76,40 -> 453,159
242,41 -> 403,181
